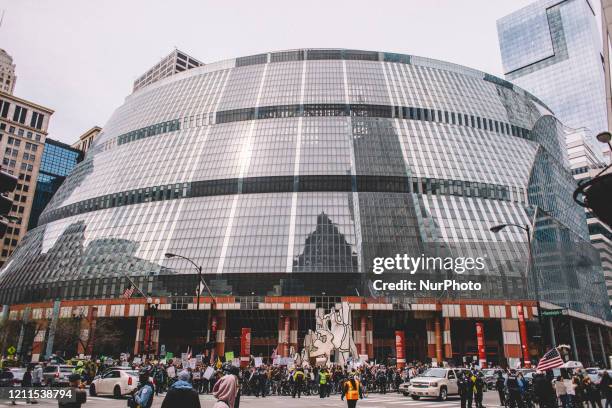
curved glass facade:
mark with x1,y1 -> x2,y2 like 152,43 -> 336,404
0,49 -> 607,320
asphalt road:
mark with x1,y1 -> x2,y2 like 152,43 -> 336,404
0,389 -> 504,407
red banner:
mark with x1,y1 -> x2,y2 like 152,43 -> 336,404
240,328 -> 251,367
517,305 -> 531,367
395,330 -> 406,368
476,322 -> 487,368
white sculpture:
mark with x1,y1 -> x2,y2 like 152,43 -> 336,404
303,302 -> 359,365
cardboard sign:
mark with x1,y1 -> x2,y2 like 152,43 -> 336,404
203,366 -> 214,380
167,366 -> 176,378
225,351 -> 234,361
189,358 -> 197,369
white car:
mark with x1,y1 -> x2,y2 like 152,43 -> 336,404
90,368 -> 139,398
399,380 -> 411,396
408,368 -> 470,401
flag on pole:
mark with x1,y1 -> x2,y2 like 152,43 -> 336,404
537,347 -> 564,370
121,285 -> 135,299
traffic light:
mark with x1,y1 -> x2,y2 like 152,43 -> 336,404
0,171 -> 18,237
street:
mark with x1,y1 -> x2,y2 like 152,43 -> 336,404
0,390 -> 504,407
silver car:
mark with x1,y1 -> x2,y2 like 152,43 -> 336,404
42,365 -> 74,387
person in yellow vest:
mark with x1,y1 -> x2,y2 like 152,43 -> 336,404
342,372 -> 363,408
319,368 -> 330,398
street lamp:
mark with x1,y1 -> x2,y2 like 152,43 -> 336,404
164,253 -> 216,347
596,131 -> 612,150
490,223 -> 544,356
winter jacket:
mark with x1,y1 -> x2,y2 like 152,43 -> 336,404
160,380 -> 201,408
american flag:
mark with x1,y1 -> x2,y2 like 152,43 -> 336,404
121,285 -> 135,299
537,347 -> 564,370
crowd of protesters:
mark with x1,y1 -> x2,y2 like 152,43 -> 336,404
3,353 -> 612,408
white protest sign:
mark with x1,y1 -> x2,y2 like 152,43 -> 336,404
203,366 -> 214,380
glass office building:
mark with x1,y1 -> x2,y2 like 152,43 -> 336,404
497,0 -> 608,160
0,49 -> 608,364
28,139 -> 82,230
498,0 -> 612,309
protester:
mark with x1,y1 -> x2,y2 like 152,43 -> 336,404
496,371 -> 506,406
160,370 -> 200,408
212,364 -> 239,408
584,376 -> 603,408
601,371 -> 612,408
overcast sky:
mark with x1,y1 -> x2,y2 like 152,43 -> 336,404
0,0 -> 534,145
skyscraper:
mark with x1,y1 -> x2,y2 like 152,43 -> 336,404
497,0 -> 608,164
132,49 -> 203,93
0,49 -> 16,94
0,91 -> 53,265
499,0 -> 612,307
71,126 -> 101,155
28,138 -> 82,230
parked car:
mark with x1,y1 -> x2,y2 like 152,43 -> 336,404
42,365 -> 74,387
90,368 -> 139,398
408,368 -> 471,401
482,369 -> 504,390
399,379 -> 411,396
0,369 -> 14,387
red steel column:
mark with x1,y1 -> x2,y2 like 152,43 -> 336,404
284,316 -> 290,357
426,319 -> 436,359
133,316 -> 142,356
31,320 -> 48,362
476,322 -> 487,368
240,328 -> 251,367
361,315 -> 367,355
214,311 -> 226,357
517,305 -> 531,367
395,330 -> 406,368
443,317 -> 453,359
434,317 -> 443,363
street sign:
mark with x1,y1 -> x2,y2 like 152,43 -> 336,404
6,346 -> 15,355
541,309 -> 564,317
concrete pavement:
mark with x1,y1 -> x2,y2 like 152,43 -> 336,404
0,389 -> 504,407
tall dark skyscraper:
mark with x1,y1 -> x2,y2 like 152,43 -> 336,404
28,138 -> 82,230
